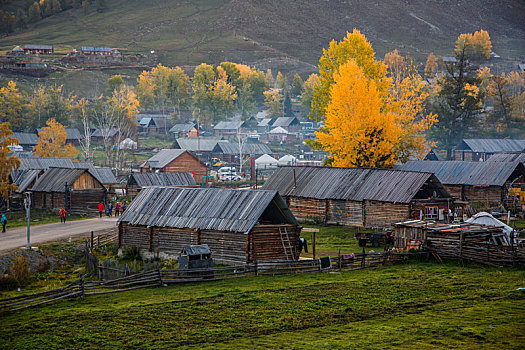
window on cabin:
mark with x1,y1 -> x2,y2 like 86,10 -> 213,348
425,206 -> 438,220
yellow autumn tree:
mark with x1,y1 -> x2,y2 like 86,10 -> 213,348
0,122 -> 20,200
424,53 -> 438,77
0,81 -> 25,130
310,29 -> 388,121
34,118 -> 78,158
455,30 -> 492,60
315,58 -> 437,168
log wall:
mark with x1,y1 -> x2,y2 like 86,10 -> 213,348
250,224 -> 301,262
364,201 -> 410,228
287,196 -> 326,222
326,199 -> 364,226
119,223 -> 302,263
141,152 -> 207,183
72,172 -> 104,190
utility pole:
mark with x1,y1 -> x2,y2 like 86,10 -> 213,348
24,192 -> 31,249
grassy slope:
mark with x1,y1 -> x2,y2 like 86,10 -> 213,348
1,0 -> 524,70
0,263 -> 523,349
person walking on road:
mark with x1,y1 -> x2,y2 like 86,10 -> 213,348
108,203 -> 113,217
122,202 -> 127,213
115,202 -> 120,217
1,214 -> 7,233
98,202 -> 104,218
59,207 -> 67,224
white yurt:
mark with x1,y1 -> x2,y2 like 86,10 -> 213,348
278,154 -> 297,166
255,154 -> 279,169
119,138 -> 138,150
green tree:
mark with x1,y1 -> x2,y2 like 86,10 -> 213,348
15,8 -> 28,29
167,67 -> 190,117
43,0 -> 53,17
301,74 -> 320,116
291,74 -> 303,96
107,75 -> 124,95
247,69 -> 269,104
264,88 -> 284,120
53,0 -> 62,13
430,48 -> 483,159
284,93 -> 293,117
28,2 -> 41,22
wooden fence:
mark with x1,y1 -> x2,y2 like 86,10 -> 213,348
0,250 -> 414,314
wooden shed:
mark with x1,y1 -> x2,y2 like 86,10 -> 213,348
140,149 -> 208,184
117,187 -> 301,264
126,172 -> 197,197
453,139 -> 525,161
29,167 -> 107,213
397,161 -> 525,210
263,166 -> 453,228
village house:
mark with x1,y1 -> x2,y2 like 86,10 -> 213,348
257,118 -> 274,133
169,123 -> 199,138
172,138 -> 226,164
12,132 -> 38,151
117,187 -> 301,264
29,167 -> 107,213
8,46 -> 25,56
212,142 -> 273,164
24,44 -> 54,55
140,149 -> 208,183
486,152 -> 525,164
271,117 -> 301,133
213,120 -> 246,139
138,115 -> 174,135
453,139 -> 525,161
91,128 -> 119,143
126,172 -> 197,197
268,126 -> 296,143
397,161 -> 525,211
263,166 -> 453,227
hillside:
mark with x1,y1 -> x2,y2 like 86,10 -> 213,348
1,0 -> 524,76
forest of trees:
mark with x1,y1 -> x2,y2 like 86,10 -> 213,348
0,0 -> 107,35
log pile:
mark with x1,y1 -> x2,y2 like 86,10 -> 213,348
424,230 -> 525,267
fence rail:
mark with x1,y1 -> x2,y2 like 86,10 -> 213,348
0,251 -> 417,314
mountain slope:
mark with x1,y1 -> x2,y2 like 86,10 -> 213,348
1,0 -> 524,74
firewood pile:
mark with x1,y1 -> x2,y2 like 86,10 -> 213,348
424,229 -> 525,267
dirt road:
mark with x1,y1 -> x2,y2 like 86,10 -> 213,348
0,217 -> 118,253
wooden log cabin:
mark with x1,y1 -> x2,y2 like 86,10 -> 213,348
396,161 -> 525,211
140,149 -> 208,184
263,166 -> 453,228
126,172 -> 197,197
117,187 -> 301,264
29,167 -> 107,214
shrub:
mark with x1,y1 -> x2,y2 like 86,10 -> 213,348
122,246 -> 141,260
10,254 -> 30,287
0,274 -> 18,291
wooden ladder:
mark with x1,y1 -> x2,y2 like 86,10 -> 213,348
279,227 -> 294,261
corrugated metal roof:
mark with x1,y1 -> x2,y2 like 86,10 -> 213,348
458,139 -> 525,153
487,153 -> 525,163
129,172 -> 196,187
145,149 -> 188,169
30,167 -> 103,192
24,44 -> 53,50
272,117 -> 299,127
213,142 -> 272,155
13,132 -> 38,145
118,187 -> 298,234
174,138 -> 225,152
65,128 -> 82,140
263,166 -> 447,204
182,245 -> 211,255
12,169 -> 41,193
20,158 -> 75,170
214,121 -> 245,130
93,167 -> 118,185
92,128 -> 118,137
169,124 -> 195,133
396,161 -> 525,186
257,118 -> 273,127
81,46 -> 112,52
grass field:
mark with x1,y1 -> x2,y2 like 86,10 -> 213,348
0,262 -> 523,349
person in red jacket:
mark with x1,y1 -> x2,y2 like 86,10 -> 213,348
98,202 -> 104,218
59,207 -> 67,223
